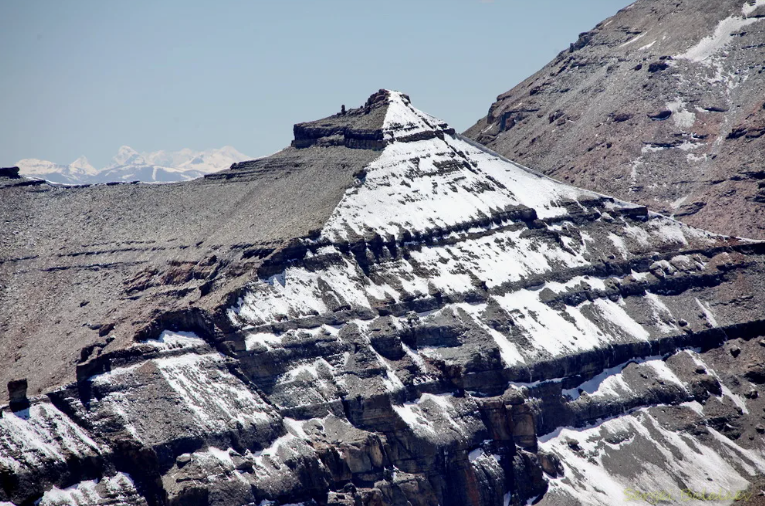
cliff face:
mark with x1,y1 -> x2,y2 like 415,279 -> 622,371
465,0 -> 765,240
2,91 -> 765,506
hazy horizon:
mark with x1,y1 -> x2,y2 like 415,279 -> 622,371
1,0 -> 633,168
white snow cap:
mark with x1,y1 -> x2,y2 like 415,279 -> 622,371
320,89 -> 611,243
381,90 -> 452,141
111,145 -> 146,167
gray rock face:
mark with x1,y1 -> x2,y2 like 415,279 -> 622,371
292,90 -> 389,150
465,0 -> 765,239
2,90 -> 765,506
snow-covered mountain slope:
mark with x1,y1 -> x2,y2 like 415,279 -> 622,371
465,0 -> 765,240
15,146 -> 250,184
16,157 -> 99,180
2,90 -> 765,506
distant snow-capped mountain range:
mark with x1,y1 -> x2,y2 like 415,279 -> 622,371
16,146 -> 251,184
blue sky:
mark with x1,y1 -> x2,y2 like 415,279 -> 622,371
0,0 -> 632,167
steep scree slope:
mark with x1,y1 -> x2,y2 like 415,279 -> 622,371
1,91 -> 765,506
465,0 -> 765,240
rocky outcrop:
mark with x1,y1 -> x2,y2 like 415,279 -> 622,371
0,167 -> 20,179
465,0 -> 765,240
6,380 -> 28,413
291,90 -> 455,151
2,90 -> 765,506
292,91 -> 388,150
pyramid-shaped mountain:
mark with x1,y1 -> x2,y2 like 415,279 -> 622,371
1,90 -> 765,506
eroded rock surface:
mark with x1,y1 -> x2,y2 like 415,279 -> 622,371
2,90 -> 765,505
465,0 -> 765,239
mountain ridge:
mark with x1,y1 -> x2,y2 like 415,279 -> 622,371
465,0 -> 765,240
15,145 -> 251,184
2,89 -> 765,506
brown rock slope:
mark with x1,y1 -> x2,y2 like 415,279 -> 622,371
465,0 -> 765,239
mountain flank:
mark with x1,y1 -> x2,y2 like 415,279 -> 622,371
465,0 -> 765,239
1,90 -> 765,506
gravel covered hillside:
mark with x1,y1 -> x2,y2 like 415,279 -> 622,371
466,0 -> 765,240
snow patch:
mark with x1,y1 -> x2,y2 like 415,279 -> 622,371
666,99 -> 696,129
540,409 -> 763,506
695,298 -> 718,327
0,402 -> 101,474
141,330 -> 206,351
619,32 -> 647,47
37,473 -> 138,506
676,13 -> 763,63
742,0 -> 765,16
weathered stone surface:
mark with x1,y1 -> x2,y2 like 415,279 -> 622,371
465,0 -> 765,240
292,90 -> 388,150
2,90 -> 765,506
6,380 -> 27,411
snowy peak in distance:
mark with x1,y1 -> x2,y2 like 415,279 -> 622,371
69,156 -> 98,176
110,146 -> 146,168
177,146 -> 250,174
15,146 -> 251,185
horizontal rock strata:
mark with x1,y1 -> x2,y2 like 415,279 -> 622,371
1,90 -> 764,506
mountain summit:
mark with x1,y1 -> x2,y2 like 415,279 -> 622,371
2,90 -> 765,506
466,0 -> 765,239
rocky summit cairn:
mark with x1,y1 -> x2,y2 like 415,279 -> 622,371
465,0 -> 765,240
1,90 -> 765,506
